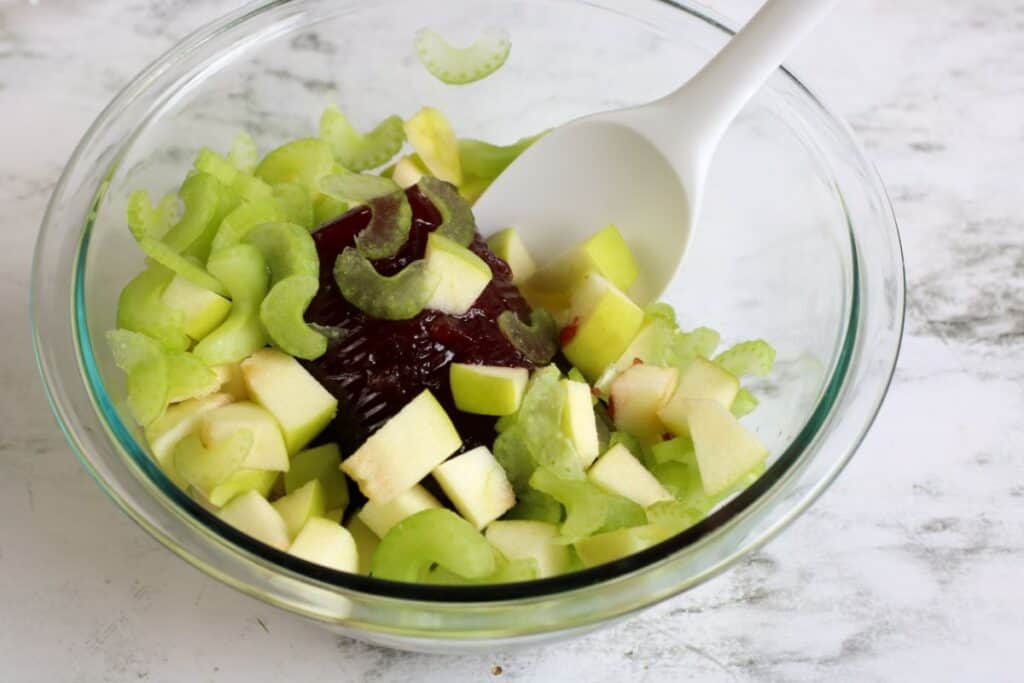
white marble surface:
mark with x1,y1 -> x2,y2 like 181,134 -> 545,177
2,0 -> 1022,680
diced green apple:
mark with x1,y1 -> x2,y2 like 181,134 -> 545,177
404,107 -> 462,185
391,155 -> 428,189
240,348 -> 338,454
217,490 -> 290,550
143,392 -> 234,487
212,363 -> 248,400
574,523 -> 670,567
208,469 -> 279,507
346,517 -> 380,575
271,479 -> 326,540
587,443 -> 673,507
432,446 -> 516,529
288,517 -> 358,572
341,389 -> 462,503
658,357 -> 740,437
173,429 -> 252,496
199,401 -> 289,472
449,363 -> 528,416
160,274 -> 232,340
487,227 -> 537,283
561,273 -> 645,381
284,443 -> 349,510
560,379 -> 600,468
527,224 -> 639,303
423,233 -> 492,315
357,484 -> 442,538
608,364 -> 679,440
484,520 -> 570,578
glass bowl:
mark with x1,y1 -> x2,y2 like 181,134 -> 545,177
31,0 -> 903,653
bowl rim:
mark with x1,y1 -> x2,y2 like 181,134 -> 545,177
32,0 -> 905,609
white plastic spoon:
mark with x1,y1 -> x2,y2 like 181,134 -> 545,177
473,0 -> 839,304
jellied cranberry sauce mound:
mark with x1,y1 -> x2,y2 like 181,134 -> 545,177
304,185 -> 535,454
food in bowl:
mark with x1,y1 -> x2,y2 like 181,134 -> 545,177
105,32 -> 775,583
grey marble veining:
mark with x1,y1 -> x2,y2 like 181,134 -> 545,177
1,0 -> 1022,681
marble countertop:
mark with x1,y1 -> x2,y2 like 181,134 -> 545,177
2,0 -> 1021,680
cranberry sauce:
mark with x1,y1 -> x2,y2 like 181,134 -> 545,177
304,186 -> 535,453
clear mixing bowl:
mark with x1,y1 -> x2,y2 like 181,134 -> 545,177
31,0 -> 904,653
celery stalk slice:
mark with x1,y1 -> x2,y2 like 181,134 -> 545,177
136,236 -> 227,297
162,172 -> 229,254
319,106 -> 405,172
497,308 -> 557,364
371,509 -> 496,582
242,221 -> 319,282
355,191 -> 413,260
529,467 -> 607,545
106,329 -> 170,425
731,388 -> 759,417
228,132 -> 259,175
332,248 -> 439,321
272,183 -> 314,231
165,351 -> 220,403
255,138 -> 335,194
193,244 -> 270,365
116,267 -> 190,352
415,176 -> 475,246
209,196 -> 291,254
713,339 -> 776,378
319,173 -> 401,204
414,28 -> 511,86
259,275 -> 327,360
126,190 -> 180,240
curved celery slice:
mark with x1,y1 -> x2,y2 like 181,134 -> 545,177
259,275 -> 326,360
497,308 -> 557,364
371,509 -> 496,582
106,329 -> 169,425
355,191 -> 413,260
332,248 -> 439,321
116,267 -> 189,352
713,340 -> 776,378
228,132 -> 259,175
424,552 -> 538,584
242,221 -> 318,282
166,351 -> 219,403
416,176 -> 475,246
136,236 -> 227,297
649,461 -> 716,514
598,494 -> 647,534
405,107 -> 462,185
272,182 -> 314,231
193,244 -> 270,365
646,499 -> 704,536
319,106 -> 405,172
458,133 -> 543,184
313,194 -> 350,227
255,138 -> 335,194
209,196 -> 290,254
319,172 -> 401,204
506,487 -> 562,524
126,190 -> 179,239
173,429 -> 252,494
731,388 -> 759,418
529,467 -> 606,544
414,28 -> 511,85
162,172 -> 228,254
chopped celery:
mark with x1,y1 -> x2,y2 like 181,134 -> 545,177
105,329 -> 169,425
194,147 -> 243,187
731,388 -> 759,418
529,467 -> 606,544
313,194 -> 350,226
424,552 -> 538,584
255,138 -> 335,194
497,308 -> 557,364
458,133 -> 542,187
649,459 -> 718,515
242,221 -> 319,281
193,244 -> 270,365
355,191 -> 413,260
505,487 -> 563,524
285,443 -> 349,510
136,236 -> 227,297
319,107 -> 405,172
116,267 -> 190,352
126,190 -> 179,239
371,509 -> 496,582
713,339 -> 776,378
173,430 -> 252,494
272,183 -> 314,231
646,499 -> 704,535
259,275 -> 326,360
332,248 -> 439,321
162,172 -> 229,254
416,176 -> 475,246
209,196 -> 291,254
165,351 -> 219,403
414,28 -> 511,85
597,494 -> 648,534
319,172 -> 401,204
230,172 -> 273,203
649,436 -> 696,466
405,107 -> 462,185
228,132 -> 259,174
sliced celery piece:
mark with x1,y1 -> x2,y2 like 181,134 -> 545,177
193,244 -> 270,365
458,133 -> 542,185
319,106 -> 405,172
416,176 -> 475,246
405,107 -> 462,185
597,494 -> 648,534
505,487 -> 563,524
424,552 -> 538,584
497,308 -> 557,364
313,194 -> 350,227
713,339 -> 776,378
649,460 -> 716,515
272,182 -> 314,231
649,436 -> 696,466
126,190 -> 179,239
228,132 -> 259,174
242,221 -> 318,281
105,329 -> 169,425
209,196 -> 290,254
255,138 -> 335,194
371,509 -> 496,582
116,267 -> 189,352
646,499 -> 705,535
414,28 -> 511,85
136,236 -> 227,297
529,467 -> 606,544
259,275 -> 326,360
332,248 -> 439,321
354,191 -> 413,260
162,172 -> 229,254
284,443 -> 349,511
165,351 -> 219,403
320,172 -> 401,204
173,429 -> 253,494
731,388 -> 759,418
194,147 -> 242,187
231,172 -> 273,203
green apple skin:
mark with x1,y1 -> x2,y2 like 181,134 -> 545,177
284,443 -> 349,510
218,490 -> 290,550
272,479 -> 327,540
288,517 -> 358,572
574,524 -> 670,568
587,443 -> 673,507
144,392 -> 234,488
579,224 -> 639,293
449,363 -> 529,416
240,348 -> 338,455
357,484 -> 442,538
658,358 -> 740,437
199,401 -> 290,472
562,273 -> 645,381
560,379 -> 600,468
432,446 -> 516,529
485,521 -> 570,578
341,389 -> 462,504
424,232 -> 493,315
345,517 -> 380,575
161,273 -> 232,340
487,228 -> 537,283
609,364 -> 679,440
208,469 -> 279,508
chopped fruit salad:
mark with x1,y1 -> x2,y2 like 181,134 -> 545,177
106,29 -> 775,583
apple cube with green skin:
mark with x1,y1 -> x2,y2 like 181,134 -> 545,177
199,401 -> 289,472
449,363 -> 528,416
346,516 -> 380,575
485,521 -> 570,578
208,469 -> 279,508
288,517 -> 358,572
560,379 -> 600,468
272,479 -> 326,540
218,490 -> 290,550
524,224 -> 639,308
144,392 -> 234,488
657,357 -> 740,437
160,274 -> 232,341
561,273 -> 645,381
487,227 -> 537,283
284,443 -> 349,511
664,398 -> 768,497
342,389 -> 462,503
240,348 -> 338,454
574,523 -> 670,568
357,484 -> 442,538
432,446 -> 516,529
609,364 -> 679,440
423,233 -> 492,315
587,443 -> 673,507
391,155 -> 427,189
212,363 -> 248,400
